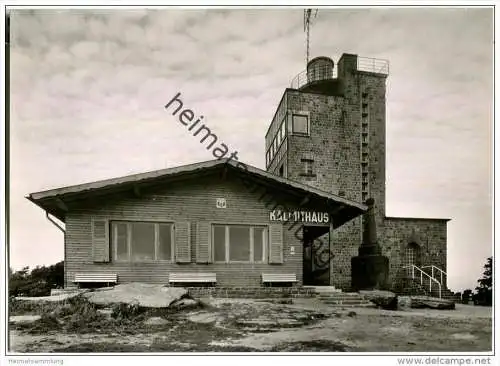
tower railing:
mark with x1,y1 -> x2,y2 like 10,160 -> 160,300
290,65 -> 336,89
403,264 -> 442,298
357,56 -> 389,75
290,55 -> 389,89
421,265 -> 447,286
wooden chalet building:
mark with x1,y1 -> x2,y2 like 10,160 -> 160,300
27,159 -> 366,289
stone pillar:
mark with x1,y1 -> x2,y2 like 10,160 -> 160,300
351,198 -> 389,290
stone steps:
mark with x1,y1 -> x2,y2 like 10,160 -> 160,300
322,303 -> 374,308
321,299 -> 373,306
397,276 -> 456,301
315,291 -> 373,307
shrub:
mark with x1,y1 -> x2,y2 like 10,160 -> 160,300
461,289 -> 473,304
9,262 -> 64,297
474,257 -> 492,306
111,302 -> 144,320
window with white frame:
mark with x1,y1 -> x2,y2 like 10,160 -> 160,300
292,114 -> 309,135
111,221 -> 174,262
212,224 -> 267,263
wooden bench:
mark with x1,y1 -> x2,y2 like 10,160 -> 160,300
169,273 -> 217,285
262,273 -> 297,285
73,273 -> 118,286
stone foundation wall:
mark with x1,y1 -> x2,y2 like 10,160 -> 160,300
186,286 -> 317,299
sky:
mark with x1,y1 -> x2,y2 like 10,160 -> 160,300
8,7 -> 493,292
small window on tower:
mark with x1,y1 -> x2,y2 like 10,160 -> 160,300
279,164 -> 284,177
292,114 -> 309,135
300,158 -> 315,177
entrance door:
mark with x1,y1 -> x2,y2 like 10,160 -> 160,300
303,226 -> 331,286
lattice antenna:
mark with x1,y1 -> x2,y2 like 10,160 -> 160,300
303,8 -> 318,65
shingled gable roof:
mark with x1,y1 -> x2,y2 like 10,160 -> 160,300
27,159 -> 367,226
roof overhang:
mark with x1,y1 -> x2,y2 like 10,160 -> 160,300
27,159 -> 367,228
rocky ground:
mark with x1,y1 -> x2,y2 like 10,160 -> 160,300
8,287 -> 492,353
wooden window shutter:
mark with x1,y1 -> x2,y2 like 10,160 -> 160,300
190,222 -> 197,263
268,224 -> 284,264
92,219 -> 109,263
196,222 -> 212,263
174,221 -> 191,263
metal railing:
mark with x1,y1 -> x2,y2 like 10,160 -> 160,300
290,64 -> 336,89
403,265 -> 442,298
421,265 -> 447,286
357,56 -> 389,75
290,56 -> 389,89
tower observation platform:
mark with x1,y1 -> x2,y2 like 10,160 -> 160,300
290,55 -> 390,91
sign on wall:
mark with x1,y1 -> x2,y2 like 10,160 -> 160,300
216,198 -> 227,209
269,210 -> 329,224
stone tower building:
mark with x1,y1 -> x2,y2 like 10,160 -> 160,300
265,53 -> 450,295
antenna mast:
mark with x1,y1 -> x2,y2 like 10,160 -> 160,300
303,8 -> 318,65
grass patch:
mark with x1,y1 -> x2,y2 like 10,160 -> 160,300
170,320 -> 244,343
52,339 -> 349,352
10,295 -> 106,334
270,340 -> 350,352
10,294 -> 210,335
52,342 -> 259,353
9,297 -> 63,316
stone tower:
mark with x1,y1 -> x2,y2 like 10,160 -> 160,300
265,54 -> 388,219
264,53 -> 389,289
265,53 -> 450,294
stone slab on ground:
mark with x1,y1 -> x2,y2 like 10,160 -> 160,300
83,283 -> 188,308
9,315 -> 42,324
188,312 -> 219,324
237,319 -> 277,327
50,288 -> 83,296
398,296 -> 412,310
15,291 -> 85,302
97,309 -> 113,318
410,296 -> 455,310
359,290 -> 398,310
144,317 -> 169,326
451,333 -> 477,340
170,298 -> 199,310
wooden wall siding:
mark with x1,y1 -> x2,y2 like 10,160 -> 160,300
64,172 -> 308,288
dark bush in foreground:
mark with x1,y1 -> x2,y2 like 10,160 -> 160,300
474,257 -> 492,307
9,262 -> 64,297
